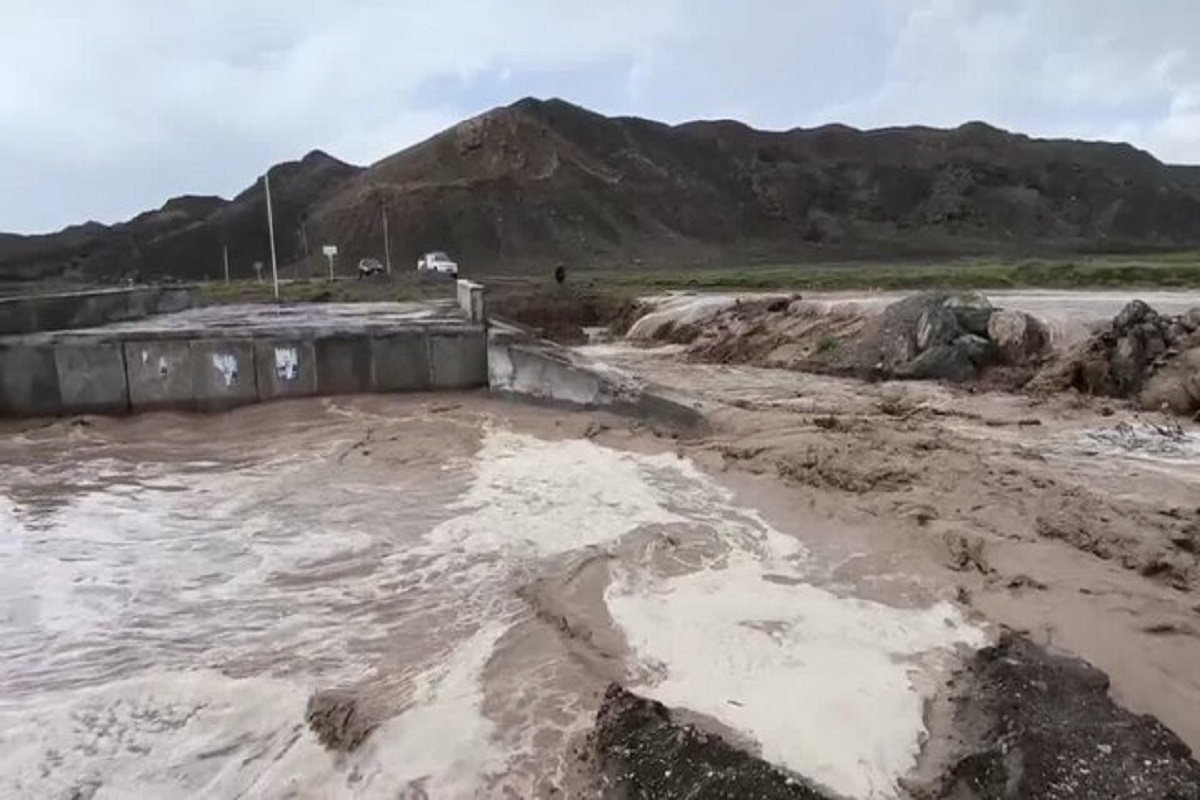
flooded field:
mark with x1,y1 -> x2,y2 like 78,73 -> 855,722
0,397 -> 982,799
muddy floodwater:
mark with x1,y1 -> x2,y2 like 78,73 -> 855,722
0,396 -> 982,799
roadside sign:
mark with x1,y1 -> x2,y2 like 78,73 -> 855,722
322,245 -> 338,280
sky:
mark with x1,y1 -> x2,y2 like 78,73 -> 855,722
3,0 -> 1199,234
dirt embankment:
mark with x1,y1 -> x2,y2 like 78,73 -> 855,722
638,292 -> 1200,418
487,285 -> 646,344
1033,300 -> 1200,416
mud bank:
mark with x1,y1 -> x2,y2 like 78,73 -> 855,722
629,290 -> 1200,417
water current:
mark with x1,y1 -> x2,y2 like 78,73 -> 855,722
0,397 -> 982,799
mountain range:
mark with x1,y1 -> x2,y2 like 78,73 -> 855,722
4,97 -> 1200,284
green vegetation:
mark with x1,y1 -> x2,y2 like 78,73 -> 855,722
816,334 -> 841,354
588,253 -> 1200,292
194,253 -> 1200,309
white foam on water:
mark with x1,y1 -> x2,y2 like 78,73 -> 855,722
601,488 -> 985,800
426,428 -> 984,797
0,668 -> 317,799
607,559 -> 984,798
422,427 -> 689,558
0,626 -> 509,800
327,621 -> 511,796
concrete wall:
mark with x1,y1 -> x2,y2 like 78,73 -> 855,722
255,340 -> 317,400
487,326 -> 706,433
0,344 -> 61,416
0,326 -> 487,418
456,280 -> 486,324
431,330 -> 489,389
56,343 -> 128,414
0,286 -> 195,336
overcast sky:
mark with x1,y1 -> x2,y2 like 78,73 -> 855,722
4,0 -> 1199,233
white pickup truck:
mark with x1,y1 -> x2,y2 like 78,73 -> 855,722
417,251 -> 458,278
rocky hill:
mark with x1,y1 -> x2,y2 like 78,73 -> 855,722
4,98 -> 1200,284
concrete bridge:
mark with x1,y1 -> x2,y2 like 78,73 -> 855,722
0,281 -> 701,430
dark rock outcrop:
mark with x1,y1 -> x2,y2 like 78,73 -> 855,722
938,634 -> 1200,799
592,683 -> 831,799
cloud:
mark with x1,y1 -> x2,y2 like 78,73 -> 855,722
1,0 -> 1198,233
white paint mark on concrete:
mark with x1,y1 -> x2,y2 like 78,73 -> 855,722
157,357 -> 169,376
274,347 -> 299,381
211,354 -> 239,387
141,350 -> 149,365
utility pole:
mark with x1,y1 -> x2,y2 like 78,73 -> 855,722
264,169 -> 280,300
382,204 -> 392,275
222,245 -> 230,284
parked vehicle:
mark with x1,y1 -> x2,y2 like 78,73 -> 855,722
417,251 -> 458,278
357,258 -> 385,279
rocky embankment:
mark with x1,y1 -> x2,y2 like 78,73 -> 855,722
637,292 -> 1200,418
1034,299 -> 1200,416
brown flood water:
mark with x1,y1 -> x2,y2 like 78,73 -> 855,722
0,395 -> 984,799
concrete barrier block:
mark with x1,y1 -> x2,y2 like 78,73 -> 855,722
371,331 -> 431,392
73,292 -> 128,329
156,288 -> 194,314
124,340 -> 194,410
30,294 -> 86,333
430,330 -> 488,389
456,280 -> 486,323
255,340 -> 317,399
0,344 -> 61,415
55,343 -> 129,414
0,298 -> 39,336
190,339 -> 258,410
315,335 -> 375,395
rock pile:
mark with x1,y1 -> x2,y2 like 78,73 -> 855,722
1035,300 -> 1200,416
856,292 -> 1049,382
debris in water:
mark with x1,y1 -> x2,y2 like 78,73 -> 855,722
306,690 -> 379,753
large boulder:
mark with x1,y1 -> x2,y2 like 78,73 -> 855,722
943,292 -> 996,337
916,306 -> 962,351
1182,307 -> 1200,333
1139,347 -> 1200,415
905,344 -> 978,382
955,333 -> 1000,368
987,310 -> 1049,365
1113,299 -> 1156,331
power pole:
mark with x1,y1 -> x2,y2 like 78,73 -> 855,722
382,204 -> 392,275
222,245 -> 230,284
264,169 -> 280,300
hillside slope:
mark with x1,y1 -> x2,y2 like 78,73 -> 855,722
4,98 -> 1200,283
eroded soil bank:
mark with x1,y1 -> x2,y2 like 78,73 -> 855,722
624,290 -> 1200,419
